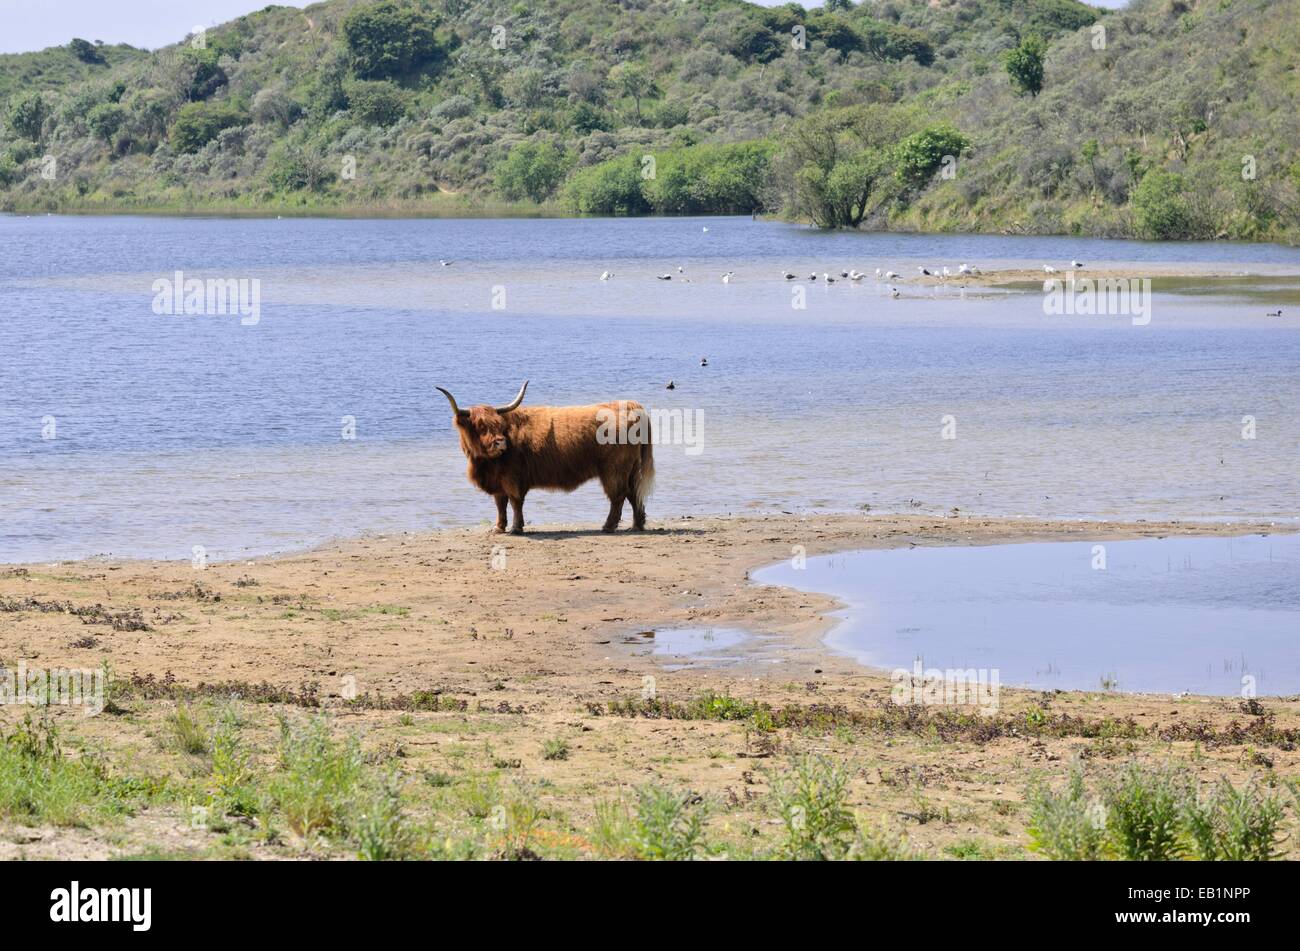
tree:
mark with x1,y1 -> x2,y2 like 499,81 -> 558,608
68,38 -> 104,64
1081,138 -> 1100,191
730,20 -> 783,64
815,19 -> 865,59
170,101 -> 248,153
1133,169 -> 1193,239
781,106 -> 908,228
341,0 -> 442,80
563,154 -> 652,215
86,103 -> 125,142
180,47 -> 228,101
860,21 -> 935,66
252,86 -> 302,128
267,145 -> 335,192
1005,36 -> 1046,97
894,126 -> 969,189
345,79 -> 408,126
495,142 -> 571,203
610,63 -> 657,125
504,67 -> 545,110
569,101 -> 611,134
7,92 -> 48,141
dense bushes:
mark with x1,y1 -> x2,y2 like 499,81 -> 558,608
563,153 -> 651,216
341,0 -> 443,81
1028,762 -> 1284,861
858,19 -> 936,66
776,106 -> 964,228
344,79 -> 407,127
640,141 -> 774,214
895,126 -> 969,190
1133,169 -> 1194,239
494,141 -> 571,203
0,0 -> 1293,242
170,101 -> 248,153
85,102 -> 125,142
561,141 -> 774,216
7,92 -> 47,140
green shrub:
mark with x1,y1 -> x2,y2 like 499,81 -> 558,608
86,102 -> 125,143
494,141 -> 571,203
344,79 -> 408,127
1027,765 -> 1110,860
1103,761 -> 1188,861
859,19 -> 935,65
68,38 -> 105,65
769,754 -> 858,860
165,704 -> 209,756
342,0 -> 443,80
1029,762 -> 1284,861
170,101 -> 248,153
569,101 -> 612,134
633,786 -> 708,860
640,141 -> 774,214
1133,169 -> 1194,239
563,153 -> 651,215
895,125 -> 969,190
180,46 -> 227,101
1005,35 -> 1047,97
0,713 -> 145,826
1183,779 -> 1283,861
350,774 -> 422,860
209,705 -> 257,817
7,92 -> 48,140
541,737 -> 570,761
270,715 -> 364,837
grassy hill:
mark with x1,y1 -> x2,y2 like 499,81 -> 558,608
0,39 -> 147,100
0,0 -> 1295,242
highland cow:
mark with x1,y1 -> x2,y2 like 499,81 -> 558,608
437,381 -> 654,534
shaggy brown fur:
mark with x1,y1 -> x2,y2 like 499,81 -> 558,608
439,384 -> 654,534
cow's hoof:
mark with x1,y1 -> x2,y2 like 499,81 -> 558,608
601,524 -> 617,534
509,526 -> 525,536
494,525 -> 507,534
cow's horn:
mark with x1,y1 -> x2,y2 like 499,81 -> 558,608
435,386 -> 463,416
495,380 -> 528,413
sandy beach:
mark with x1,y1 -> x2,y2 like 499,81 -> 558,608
3,514 -> 1297,860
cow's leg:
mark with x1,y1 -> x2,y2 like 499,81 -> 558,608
508,495 -> 526,535
602,492 -> 626,533
493,494 -> 508,533
627,470 -> 647,531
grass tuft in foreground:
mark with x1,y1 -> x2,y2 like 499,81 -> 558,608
1028,760 -> 1284,861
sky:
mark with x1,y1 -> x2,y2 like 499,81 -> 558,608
0,0 -> 1132,56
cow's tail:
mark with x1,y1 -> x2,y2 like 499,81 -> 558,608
634,413 -> 655,508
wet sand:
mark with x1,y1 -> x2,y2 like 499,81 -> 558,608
3,513 -> 1289,691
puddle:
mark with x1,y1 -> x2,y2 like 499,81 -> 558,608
620,626 -> 753,669
754,534 -> 1300,696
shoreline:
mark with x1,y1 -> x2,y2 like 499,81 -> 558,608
2,512 -> 1290,694
9,504 -> 1297,571
4,512 -> 1298,860
3,208 -> 1298,251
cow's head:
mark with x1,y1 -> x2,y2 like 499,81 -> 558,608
436,381 -> 528,460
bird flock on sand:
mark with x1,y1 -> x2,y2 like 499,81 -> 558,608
592,260 -> 1007,300
437,249 -> 1290,392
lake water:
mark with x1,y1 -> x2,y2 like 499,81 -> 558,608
754,534 -> 1300,696
3,214 -> 1300,563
